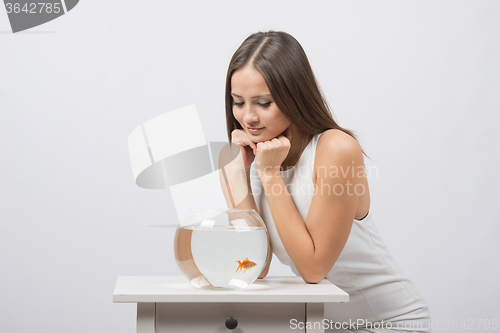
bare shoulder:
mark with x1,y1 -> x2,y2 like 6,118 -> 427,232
313,129 -> 370,219
316,129 -> 363,163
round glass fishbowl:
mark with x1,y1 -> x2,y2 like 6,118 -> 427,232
174,208 -> 269,290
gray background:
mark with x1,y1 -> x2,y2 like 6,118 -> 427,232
1,0 -> 499,332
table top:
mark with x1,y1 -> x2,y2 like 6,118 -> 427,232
113,276 -> 349,303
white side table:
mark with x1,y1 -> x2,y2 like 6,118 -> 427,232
113,276 -> 349,333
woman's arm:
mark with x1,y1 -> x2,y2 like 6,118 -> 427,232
258,244 -> 272,279
218,137 -> 274,278
256,129 -> 364,283
218,142 -> 258,211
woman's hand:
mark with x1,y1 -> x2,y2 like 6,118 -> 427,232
230,129 -> 257,174
255,126 -> 292,180
219,130 -> 261,210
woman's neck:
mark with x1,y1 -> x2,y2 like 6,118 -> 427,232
281,127 -> 308,170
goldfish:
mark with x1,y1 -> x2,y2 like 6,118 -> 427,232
235,258 -> 257,273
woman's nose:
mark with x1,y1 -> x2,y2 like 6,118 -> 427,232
243,106 -> 259,124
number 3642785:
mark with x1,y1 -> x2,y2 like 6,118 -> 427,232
5,3 -> 62,14
443,319 -> 498,330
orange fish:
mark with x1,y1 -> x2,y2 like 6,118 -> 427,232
235,258 -> 257,273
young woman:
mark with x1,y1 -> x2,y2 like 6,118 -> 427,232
219,31 -> 431,332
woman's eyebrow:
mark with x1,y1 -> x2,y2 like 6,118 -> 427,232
231,93 -> 272,99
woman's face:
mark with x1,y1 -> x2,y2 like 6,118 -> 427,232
231,66 -> 291,143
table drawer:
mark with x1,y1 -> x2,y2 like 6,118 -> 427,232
156,302 -> 305,332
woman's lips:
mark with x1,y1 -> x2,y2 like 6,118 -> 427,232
247,127 -> 264,134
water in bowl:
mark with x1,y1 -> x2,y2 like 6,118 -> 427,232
175,225 -> 268,289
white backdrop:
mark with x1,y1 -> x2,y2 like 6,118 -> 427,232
1,1 -> 499,332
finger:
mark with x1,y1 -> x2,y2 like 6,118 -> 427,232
231,130 -> 251,143
271,138 -> 281,148
233,135 -> 257,152
249,140 -> 257,154
233,130 -> 256,151
240,139 -> 257,155
237,141 -> 256,156
231,129 -> 245,142
278,136 -> 291,148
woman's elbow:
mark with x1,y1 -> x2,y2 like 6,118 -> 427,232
301,272 -> 326,284
303,277 -> 324,284
298,257 -> 334,283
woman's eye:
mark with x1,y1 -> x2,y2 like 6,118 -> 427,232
259,102 -> 271,108
233,101 -> 244,106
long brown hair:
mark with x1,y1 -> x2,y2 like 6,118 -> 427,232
225,31 -> 365,155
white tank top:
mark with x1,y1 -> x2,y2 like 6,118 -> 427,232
250,132 -> 430,326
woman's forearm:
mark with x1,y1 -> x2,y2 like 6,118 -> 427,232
260,175 -> 323,283
230,173 -> 258,211
220,167 -> 258,211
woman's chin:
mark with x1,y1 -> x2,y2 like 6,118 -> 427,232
249,132 -> 277,143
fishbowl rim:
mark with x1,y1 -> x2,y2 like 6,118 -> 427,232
179,208 -> 266,229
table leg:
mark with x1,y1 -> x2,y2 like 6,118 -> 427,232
306,303 -> 325,333
137,303 -> 155,333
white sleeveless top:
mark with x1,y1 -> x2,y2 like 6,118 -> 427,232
250,133 -> 430,329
